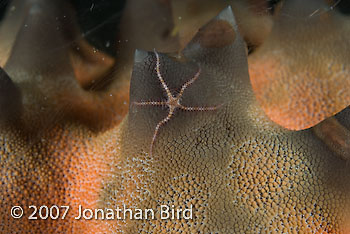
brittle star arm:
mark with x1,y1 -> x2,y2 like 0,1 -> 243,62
133,101 -> 167,106
178,67 -> 201,98
180,104 -> 222,111
150,108 -> 174,155
154,49 -> 172,98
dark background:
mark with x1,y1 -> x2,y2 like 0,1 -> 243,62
0,0 -> 349,55
0,0 -> 126,55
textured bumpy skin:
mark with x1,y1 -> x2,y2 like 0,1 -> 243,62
101,7 -> 350,233
1,2 -> 350,234
249,0 -> 350,130
0,1 -> 128,233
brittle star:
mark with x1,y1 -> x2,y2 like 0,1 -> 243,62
133,49 -> 222,155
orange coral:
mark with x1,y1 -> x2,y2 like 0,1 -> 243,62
0,1 -> 350,233
249,0 -> 350,130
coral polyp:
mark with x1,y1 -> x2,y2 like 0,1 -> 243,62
0,0 -> 349,233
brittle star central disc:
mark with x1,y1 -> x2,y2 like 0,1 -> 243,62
133,50 -> 222,156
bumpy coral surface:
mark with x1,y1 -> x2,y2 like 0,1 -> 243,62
249,0 -> 350,130
0,0 -> 349,233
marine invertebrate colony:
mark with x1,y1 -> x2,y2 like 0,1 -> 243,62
0,0 -> 349,233
249,0 -> 350,130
